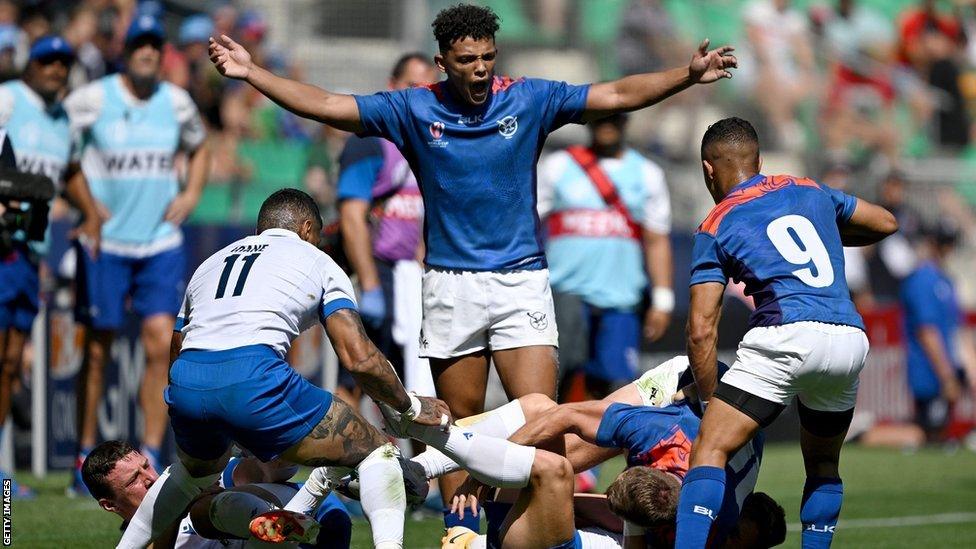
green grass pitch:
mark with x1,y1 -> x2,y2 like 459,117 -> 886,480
9,443 -> 976,547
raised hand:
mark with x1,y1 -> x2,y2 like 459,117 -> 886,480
689,39 -> 737,84
209,34 -> 253,80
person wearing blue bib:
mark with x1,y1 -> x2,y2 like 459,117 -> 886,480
209,3 -> 737,533
0,35 -> 102,499
64,14 -> 210,493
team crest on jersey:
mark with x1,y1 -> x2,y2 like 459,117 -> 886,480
497,116 -> 518,139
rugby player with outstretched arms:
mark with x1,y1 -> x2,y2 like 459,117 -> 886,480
209,4 -> 738,528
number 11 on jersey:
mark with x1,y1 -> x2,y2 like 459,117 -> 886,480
215,253 -> 261,299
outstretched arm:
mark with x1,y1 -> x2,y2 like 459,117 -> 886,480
209,35 -> 363,133
687,282 -> 725,402
840,198 -> 898,247
325,308 -> 449,427
582,39 -> 736,122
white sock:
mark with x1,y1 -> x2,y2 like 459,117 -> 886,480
404,423 -> 535,488
411,447 -> 457,479
209,491 -> 275,538
357,443 -> 406,549
471,534 -> 488,549
454,399 -> 527,438
116,461 -> 220,548
283,466 -> 348,514
411,400 -> 528,480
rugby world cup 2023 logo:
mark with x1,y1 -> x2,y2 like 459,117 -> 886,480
429,121 -> 445,139
427,121 -> 448,148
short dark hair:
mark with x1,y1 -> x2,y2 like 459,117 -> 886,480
256,188 -> 322,234
738,492 -> 787,548
81,440 -> 139,500
701,117 -> 759,158
431,3 -> 500,52
391,52 -> 431,80
606,466 -> 681,526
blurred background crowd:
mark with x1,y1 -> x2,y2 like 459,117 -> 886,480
4,0 -> 976,478
3,0 -> 966,306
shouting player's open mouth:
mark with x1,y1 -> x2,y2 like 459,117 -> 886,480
469,78 -> 489,103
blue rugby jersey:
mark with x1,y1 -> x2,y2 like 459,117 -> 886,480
354,76 -> 589,271
900,261 -> 962,400
690,174 -> 864,330
596,401 -> 764,541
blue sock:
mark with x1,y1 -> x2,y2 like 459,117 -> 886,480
801,477 -> 843,549
675,466 -> 726,549
443,507 -> 480,532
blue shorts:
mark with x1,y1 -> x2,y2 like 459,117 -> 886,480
165,344 -> 334,461
74,242 -> 186,330
583,306 -> 639,383
0,248 -> 39,332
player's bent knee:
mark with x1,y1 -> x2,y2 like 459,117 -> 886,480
530,450 -> 572,485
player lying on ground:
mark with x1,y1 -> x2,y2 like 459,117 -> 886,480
675,118 -> 898,549
210,3 -> 738,527
82,440 -> 352,548
435,357 -> 784,548
117,189 -> 451,549
321,357 -> 780,548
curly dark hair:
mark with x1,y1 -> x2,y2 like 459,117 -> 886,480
431,3 -> 500,52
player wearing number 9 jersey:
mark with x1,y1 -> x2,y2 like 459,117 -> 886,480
674,118 -> 898,549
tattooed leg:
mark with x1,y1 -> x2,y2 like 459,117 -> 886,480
281,397 -> 406,548
281,396 -> 388,467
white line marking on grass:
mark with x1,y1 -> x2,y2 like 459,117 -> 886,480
787,512 -> 976,532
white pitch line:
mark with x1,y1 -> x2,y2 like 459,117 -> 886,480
787,512 -> 976,532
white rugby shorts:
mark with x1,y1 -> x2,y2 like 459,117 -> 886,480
419,267 -> 559,358
722,321 -> 869,412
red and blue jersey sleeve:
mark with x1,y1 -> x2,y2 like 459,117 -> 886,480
524,78 -> 590,134
353,89 -> 411,148
595,403 -> 682,450
819,183 -> 858,224
689,231 -> 729,286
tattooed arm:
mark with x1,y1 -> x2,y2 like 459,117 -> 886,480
325,308 -> 451,427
